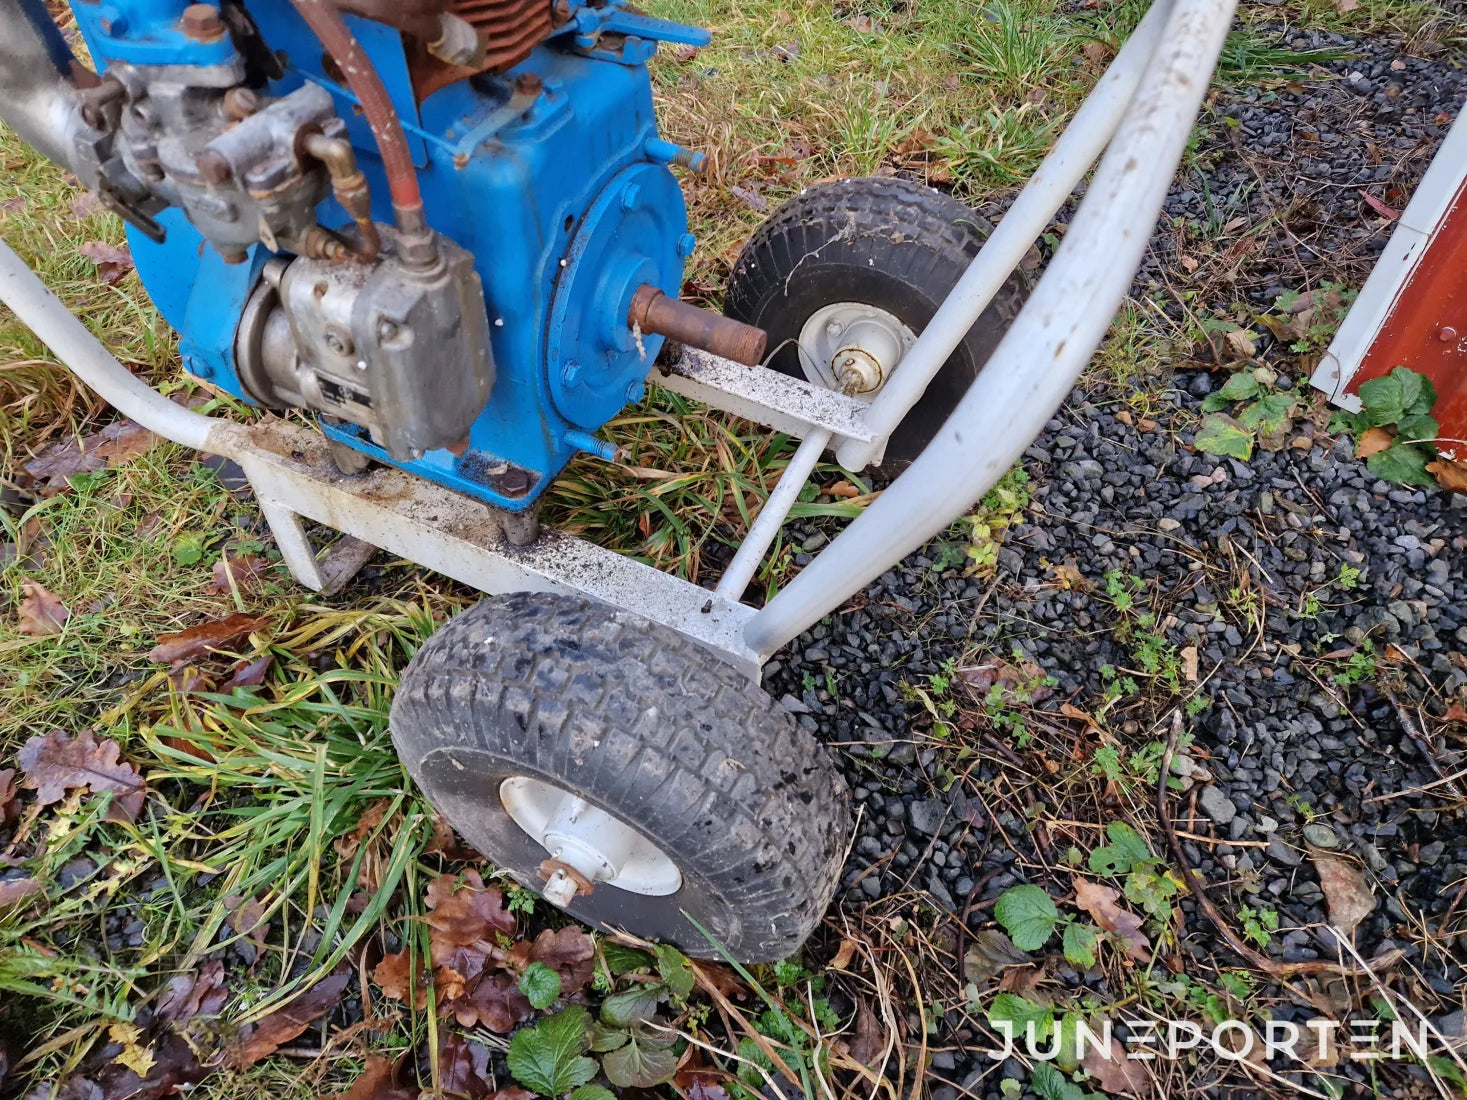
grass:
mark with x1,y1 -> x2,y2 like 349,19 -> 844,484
1,0 -> 1463,1092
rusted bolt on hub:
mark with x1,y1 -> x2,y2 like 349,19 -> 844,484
180,3 -> 226,41
514,72 -> 544,97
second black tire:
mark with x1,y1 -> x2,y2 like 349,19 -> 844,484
725,176 -> 1027,467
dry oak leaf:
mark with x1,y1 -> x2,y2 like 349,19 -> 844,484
155,959 -> 228,1025
449,970 -> 532,1032
18,580 -> 69,636
209,554 -> 271,594
23,417 -> 156,493
1355,427 -> 1396,459
1313,853 -> 1375,939
1073,877 -> 1151,961
373,949 -> 430,1011
79,240 -> 133,285
1081,1034 -> 1152,1096
527,925 -> 596,995
424,870 -> 517,946
329,1054 -> 417,1100
436,1033 -> 511,1100
147,613 -> 267,664
1427,457 -> 1467,491
224,966 -> 352,1068
17,729 -> 145,822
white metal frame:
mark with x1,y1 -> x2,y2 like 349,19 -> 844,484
0,0 -> 1236,677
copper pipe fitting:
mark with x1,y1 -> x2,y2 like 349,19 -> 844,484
302,131 -> 380,262
627,284 -> 767,366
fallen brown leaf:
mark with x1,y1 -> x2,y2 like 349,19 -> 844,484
1181,645 -> 1199,684
845,999 -> 884,1067
1048,561 -> 1088,590
527,925 -> 595,995
424,870 -> 517,947
225,655 -> 274,689
0,768 -> 19,825
0,878 -> 42,907
155,960 -> 228,1025
827,938 -> 857,971
962,928 -> 1029,985
1313,854 -> 1374,939
225,967 -> 352,1068
209,554 -> 271,594
373,950 -> 430,1011
1073,878 -> 1151,961
423,814 -> 479,862
1355,427 -> 1396,459
1081,1034 -> 1152,1095
436,1034 -> 501,1100
448,971 -> 532,1032
18,580 -> 69,636
1427,458 -> 1467,491
329,1054 -> 417,1100
17,729 -> 145,822
148,613 -> 267,664
79,240 -> 133,285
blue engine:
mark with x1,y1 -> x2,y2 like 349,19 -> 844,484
64,0 -> 715,511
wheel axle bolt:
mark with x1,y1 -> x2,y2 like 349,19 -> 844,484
543,867 -> 577,908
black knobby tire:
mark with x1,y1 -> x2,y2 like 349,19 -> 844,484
725,176 -> 1026,467
390,592 -> 851,962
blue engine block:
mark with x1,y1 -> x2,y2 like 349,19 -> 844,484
68,0 -> 710,510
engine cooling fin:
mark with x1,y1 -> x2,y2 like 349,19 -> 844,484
409,0 -> 556,101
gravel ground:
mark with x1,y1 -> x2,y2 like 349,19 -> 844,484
766,22 -> 1467,1098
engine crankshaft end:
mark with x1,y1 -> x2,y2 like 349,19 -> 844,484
627,284 -> 767,367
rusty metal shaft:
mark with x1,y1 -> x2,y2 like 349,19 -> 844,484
627,284 -> 767,367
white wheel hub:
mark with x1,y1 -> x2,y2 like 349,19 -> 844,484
797,301 -> 917,399
499,776 -> 683,907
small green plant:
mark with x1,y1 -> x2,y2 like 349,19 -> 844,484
993,884 -> 1102,968
1089,822 -> 1182,921
1238,906 -> 1279,949
940,466 -> 1031,575
1331,640 -> 1378,688
1196,365 -> 1299,459
1332,366 -> 1441,488
1337,563 -> 1362,590
1286,792 -> 1318,823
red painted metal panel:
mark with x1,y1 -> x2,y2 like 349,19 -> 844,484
1350,178 -> 1467,446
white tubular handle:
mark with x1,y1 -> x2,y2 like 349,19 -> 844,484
744,0 -> 1238,660
836,0 -> 1177,471
0,238 -> 223,452
714,426 -> 832,599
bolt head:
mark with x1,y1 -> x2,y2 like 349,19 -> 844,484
180,3 -> 225,40
561,360 -> 581,386
625,380 -> 645,403
195,148 -> 232,184
223,86 -> 259,120
1439,326 -> 1459,343
514,71 -> 544,96
676,232 -> 697,259
620,184 -> 642,212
